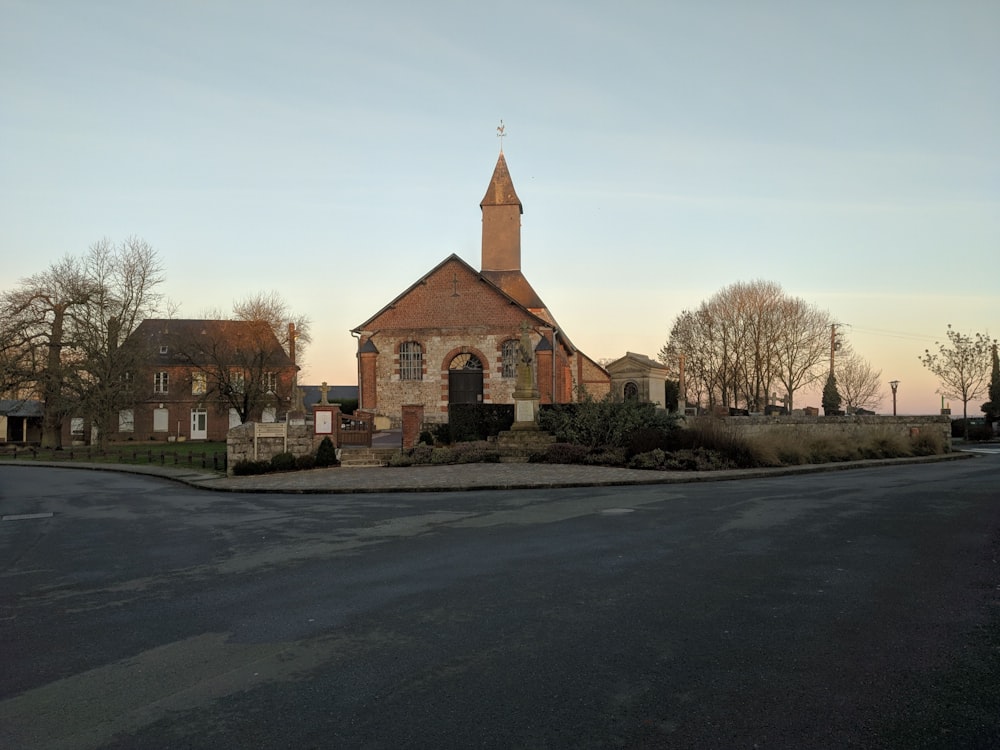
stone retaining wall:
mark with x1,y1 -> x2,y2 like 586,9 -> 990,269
702,414 -> 951,450
227,423 -> 326,475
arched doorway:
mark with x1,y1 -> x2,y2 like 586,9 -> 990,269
448,352 -> 483,405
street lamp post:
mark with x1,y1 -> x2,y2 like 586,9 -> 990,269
889,380 -> 900,416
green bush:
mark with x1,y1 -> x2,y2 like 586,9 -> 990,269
447,404 -> 515,442
315,436 -> 338,467
528,442 -> 591,464
270,452 -> 297,472
431,423 -> 452,446
295,454 -> 316,470
386,452 -> 414,467
628,449 -> 666,469
418,430 -> 435,446
448,441 -> 501,463
539,395 -> 678,449
232,459 -> 271,476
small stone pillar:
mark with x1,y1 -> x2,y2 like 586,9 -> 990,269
313,383 -> 342,447
401,404 -> 424,450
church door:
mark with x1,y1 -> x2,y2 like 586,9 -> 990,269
448,353 -> 483,405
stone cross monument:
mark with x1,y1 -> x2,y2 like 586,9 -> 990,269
512,322 -> 540,430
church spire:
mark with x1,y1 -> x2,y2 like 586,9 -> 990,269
480,151 -> 523,272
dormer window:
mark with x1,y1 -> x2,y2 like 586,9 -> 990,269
159,345 -> 169,355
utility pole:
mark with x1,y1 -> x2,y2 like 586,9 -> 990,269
889,380 -> 899,416
829,323 -> 838,375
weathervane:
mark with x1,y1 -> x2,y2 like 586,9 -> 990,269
496,119 -> 506,152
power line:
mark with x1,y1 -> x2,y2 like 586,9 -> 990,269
841,324 -> 940,343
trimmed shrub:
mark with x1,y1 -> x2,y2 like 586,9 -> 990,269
315,436 -> 338,467
539,395 -> 679,449
448,441 -> 501,464
232,459 -> 271,476
295,454 -> 316,470
386,452 -> 415,467
447,404 -> 515,442
270,452 -> 297,472
418,430 -> 435,446
431,423 -> 452,446
628,449 -> 666,470
528,442 -> 591,465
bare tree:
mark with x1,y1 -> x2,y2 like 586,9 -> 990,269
919,325 -> 993,437
2,256 -> 97,447
773,298 -> 831,411
74,238 -> 165,448
836,349 -> 883,413
662,281 -> 831,413
232,290 -> 312,366
0,239 -> 164,448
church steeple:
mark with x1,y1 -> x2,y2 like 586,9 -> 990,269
480,152 -> 523,272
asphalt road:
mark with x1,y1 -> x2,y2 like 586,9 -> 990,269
1,455 -> 998,749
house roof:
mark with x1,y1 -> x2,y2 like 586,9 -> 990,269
130,319 -> 296,368
0,399 -> 44,418
606,352 -> 669,374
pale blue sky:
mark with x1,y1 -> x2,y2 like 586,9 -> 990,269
2,1 -> 997,414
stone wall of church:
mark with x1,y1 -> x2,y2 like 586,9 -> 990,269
370,331 -> 528,426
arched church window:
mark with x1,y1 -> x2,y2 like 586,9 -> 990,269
624,381 -> 639,401
501,339 -> 518,378
399,341 -> 423,380
450,353 -> 483,370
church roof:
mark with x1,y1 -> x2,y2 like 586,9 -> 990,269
479,269 -> 547,312
480,152 -> 523,213
350,254 -> 576,352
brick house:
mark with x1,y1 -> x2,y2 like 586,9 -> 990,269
103,319 -> 298,442
351,151 -> 610,427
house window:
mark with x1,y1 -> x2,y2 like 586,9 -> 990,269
399,342 -> 423,380
154,371 -> 169,394
121,372 -> 134,391
502,339 -> 519,378
624,382 -> 639,401
230,369 -> 246,394
119,409 -> 134,432
153,408 -> 169,432
191,372 -> 207,395
264,372 -> 277,394
159,345 -> 169,355
71,417 -> 85,437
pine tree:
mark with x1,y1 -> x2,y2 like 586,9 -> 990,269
981,343 -> 1000,432
822,373 -> 842,415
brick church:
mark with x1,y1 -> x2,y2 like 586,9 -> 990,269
351,151 -> 610,427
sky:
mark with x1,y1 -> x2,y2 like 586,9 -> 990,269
2,1 -> 997,416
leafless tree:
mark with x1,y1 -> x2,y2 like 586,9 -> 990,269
662,281 -> 831,413
773,298 -> 831,411
836,349 -> 883,413
0,239 -> 164,448
919,325 -> 993,436
1,256 -> 97,447
74,238 -> 165,448
232,290 -> 312,366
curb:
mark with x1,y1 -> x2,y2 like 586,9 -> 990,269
0,451 -> 977,494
